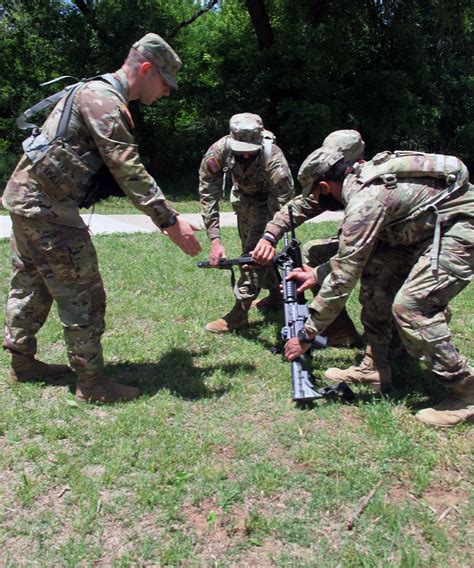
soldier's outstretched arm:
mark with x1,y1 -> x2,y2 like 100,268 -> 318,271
79,83 -> 179,229
264,193 -> 325,243
163,217 -> 201,257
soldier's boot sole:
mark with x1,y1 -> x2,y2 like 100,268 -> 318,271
326,332 -> 361,348
252,294 -> 283,310
325,309 -> 361,347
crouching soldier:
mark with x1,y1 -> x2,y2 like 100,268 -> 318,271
283,131 -> 473,427
252,130 -> 366,347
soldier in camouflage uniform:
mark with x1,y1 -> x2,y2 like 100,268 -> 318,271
199,113 -> 294,333
2,33 -> 201,403
284,130 -> 473,427
252,130 -> 365,347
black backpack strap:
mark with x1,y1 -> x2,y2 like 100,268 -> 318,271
16,76 -> 81,131
55,83 -> 84,139
55,73 -> 127,140
17,86 -> 77,130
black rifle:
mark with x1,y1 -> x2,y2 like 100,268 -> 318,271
197,256 -> 257,289
276,206 -> 354,405
197,256 -> 256,270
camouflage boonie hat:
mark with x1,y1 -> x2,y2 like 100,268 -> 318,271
133,33 -> 182,90
229,113 -> 264,153
299,130 -> 365,197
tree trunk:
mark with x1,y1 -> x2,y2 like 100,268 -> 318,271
245,0 -> 273,49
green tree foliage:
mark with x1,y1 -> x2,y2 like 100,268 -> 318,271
1,0 -> 472,191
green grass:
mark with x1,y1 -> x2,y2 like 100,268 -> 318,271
0,222 -> 472,566
90,195 -> 233,215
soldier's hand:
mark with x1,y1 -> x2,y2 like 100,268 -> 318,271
164,218 -> 202,257
209,238 -> 226,266
285,266 -> 317,293
284,337 -> 311,361
251,238 -> 276,264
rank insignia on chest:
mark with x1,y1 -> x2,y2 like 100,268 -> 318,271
206,156 -> 221,173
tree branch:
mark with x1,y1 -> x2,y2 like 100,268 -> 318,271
170,0 -> 219,37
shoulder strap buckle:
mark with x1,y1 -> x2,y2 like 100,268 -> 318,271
380,173 -> 397,190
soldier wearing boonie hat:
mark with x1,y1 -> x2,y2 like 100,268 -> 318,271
199,113 -> 294,333
132,32 -> 182,89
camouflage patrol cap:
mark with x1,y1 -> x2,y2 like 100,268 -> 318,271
133,33 -> 182,89
299,130 -> 365,197
229,113 -> 264,153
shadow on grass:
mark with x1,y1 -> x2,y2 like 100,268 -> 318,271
234,311 -> 452,411
307,347 -> 451,410
109,347 -> 255,399
238,308 -> 283,352
48,347 -> 255,401
389,356 -> 452,411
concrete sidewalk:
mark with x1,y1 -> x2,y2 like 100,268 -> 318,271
0,210 -> 342,238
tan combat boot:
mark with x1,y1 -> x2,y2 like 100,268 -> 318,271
325,308 -> 361,347
205,301 -> 250,333
324,345 -> 392,392
75,374 -> 141,403
415,373 -> 474,427
9,354 -> 70,383
252,288 -> 283,309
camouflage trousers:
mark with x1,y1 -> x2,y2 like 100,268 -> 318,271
302,237 -> 339,268
360,219 -> 473,384
3,214 -> 106,378
231,192 -> 280,302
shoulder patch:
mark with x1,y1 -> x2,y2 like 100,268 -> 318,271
206,156 -> 221,173
119,104 -> 135,129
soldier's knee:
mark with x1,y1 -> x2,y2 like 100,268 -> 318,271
391,301 -> 412,325
302,239 -> 335,267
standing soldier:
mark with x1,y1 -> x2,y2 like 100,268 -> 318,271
252,130 -> 364,347
199,113 -> 294,333
284,131 -> 473,427
2,33 -> 201,403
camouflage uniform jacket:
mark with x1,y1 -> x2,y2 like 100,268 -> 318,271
199,135 -> 294,240
263,193 -> 325,242
2,69 -> 175,229
305,157 -> 474,335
